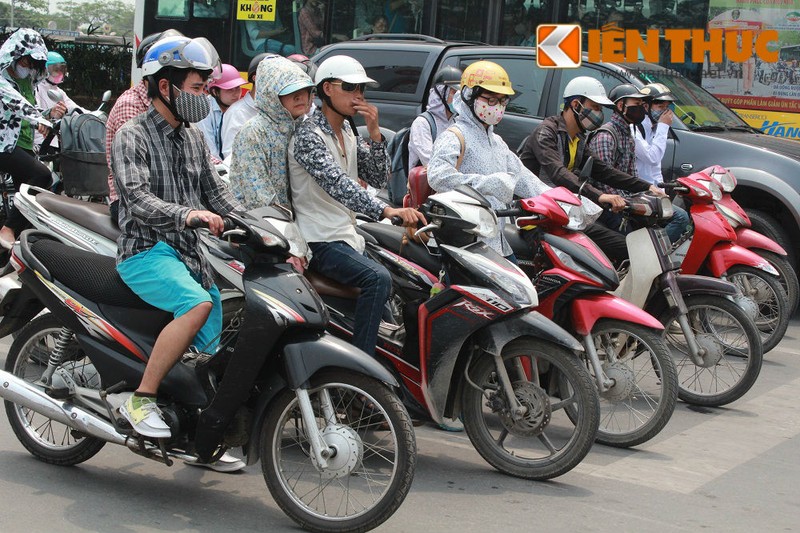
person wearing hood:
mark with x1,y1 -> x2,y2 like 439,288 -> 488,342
197,63 -> 247,161
407,65 -> 461,171
220,53 -> 269,163
517,76 -> 653,262
0,28 -> 57,249
288,55 -> 425,357
427,61 -> 586,259
34,51 -> 78,149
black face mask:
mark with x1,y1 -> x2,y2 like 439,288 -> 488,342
623,104 -> 646,125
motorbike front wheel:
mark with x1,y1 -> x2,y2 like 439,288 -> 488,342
3,314 -> 106,465
588,320 -> 678,448
753,250 -> 799,314
261,370 -> 416,533
660,294 -> 763,407
461,338 -> 600,480
727,265 -> 789,353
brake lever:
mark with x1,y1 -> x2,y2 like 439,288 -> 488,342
222,228 -> 248,240
414,222 -> 440,237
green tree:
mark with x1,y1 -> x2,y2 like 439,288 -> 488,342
54,0 -> 135,36
0,0 -> 50,28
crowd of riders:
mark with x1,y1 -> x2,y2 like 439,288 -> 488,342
0,26 -> 697,445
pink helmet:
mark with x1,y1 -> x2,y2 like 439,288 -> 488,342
208,64 -> 247,90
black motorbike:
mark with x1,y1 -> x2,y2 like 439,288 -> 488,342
0,214 -> 416,533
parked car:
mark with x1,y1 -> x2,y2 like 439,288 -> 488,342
314,35 -> 800,266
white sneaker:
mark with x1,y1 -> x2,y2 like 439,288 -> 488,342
185,451 -> 246,473
119,394 -> 171,439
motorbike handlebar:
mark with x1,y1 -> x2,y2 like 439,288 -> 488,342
495,207 -> 525,218
390,215 -> 403,226
188,216 -> 236,232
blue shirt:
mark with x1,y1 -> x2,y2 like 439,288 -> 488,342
197,95 -> 223,160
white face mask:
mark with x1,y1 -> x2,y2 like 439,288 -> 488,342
14,63 -> 33,80
473,98 -> 506,126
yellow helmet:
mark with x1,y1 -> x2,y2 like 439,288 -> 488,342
460,61 -> 515,96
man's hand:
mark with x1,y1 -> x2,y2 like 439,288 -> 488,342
287,255 -> 308,274
186,209 -> 225,236
49,101 -> 67,120
658,109 -> 674,125
598,193 -> 627,213
649,184 -> 667,197
382,206 -> 427,226
353,102 -> 381,142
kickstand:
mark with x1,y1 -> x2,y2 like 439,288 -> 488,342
157,438 -> 173,467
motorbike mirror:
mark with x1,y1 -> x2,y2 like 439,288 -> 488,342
102,90 -> 112,103
47,88 -> 65,102
577,157 -> 593,198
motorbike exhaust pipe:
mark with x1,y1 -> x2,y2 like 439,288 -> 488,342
0,370 -> 126,445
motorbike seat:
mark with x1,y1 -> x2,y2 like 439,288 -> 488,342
357,222 -> 442,276
36,191 -> 121,243
304,271 -> 361,300
30,238 -> 169,313
503,226 -> 533,260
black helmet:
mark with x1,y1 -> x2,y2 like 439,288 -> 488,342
248,53 -> 273,83
639,82 -> 676,102
608,83 -> 648,104
136,29 -> 183,69
433,66 -> 463,89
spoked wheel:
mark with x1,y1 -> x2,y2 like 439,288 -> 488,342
753,250 -> 799,314
461,338 -> 599,480
727,265 -> 789,353
587,320 -> 678,448
261,370 -> 415,533
660,295 -> 763,407
3,314 -> 106,465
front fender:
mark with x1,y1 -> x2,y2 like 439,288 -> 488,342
424,310 -> 583,424
571,293 -> 663,336
676,273 -> 738,298
244,372 -> 289,466
734,227 -> 787,256
706,243 -> 779,278
282,332 -> 398,389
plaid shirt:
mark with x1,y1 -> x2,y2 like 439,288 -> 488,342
106,81 -> 150,202
588,113 -> 638,195
111,106 -> 242,289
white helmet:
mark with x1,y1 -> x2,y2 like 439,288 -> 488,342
563,76 -> 613,106
142,36 -> 222,80
314,55 -> 378,87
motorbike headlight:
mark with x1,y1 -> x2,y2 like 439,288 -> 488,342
451,246 -> 538,308
716,203 -> 746,228
690,185 -> 710,198
252,225 -> 289,250
556,201 -> 588,230
719,170 -> 737,192
707,179 -> 723,201
659,197 -> 674,219
551,246 -> 601,285
470,204 -> 499,239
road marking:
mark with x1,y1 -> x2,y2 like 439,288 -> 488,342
574,376 -> 800,493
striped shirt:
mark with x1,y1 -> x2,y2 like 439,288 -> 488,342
106,81 -> 150,202
588,113 -> 638,195
111,106 -> 242,288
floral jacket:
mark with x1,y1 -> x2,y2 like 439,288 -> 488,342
0,29 -> 47,153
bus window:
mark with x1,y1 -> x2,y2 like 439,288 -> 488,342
501,1 -> 548,47
233,0 -> 301,65
157,0 -> 189,18
192,0 -> 230,18
330,0 -> 419,40
435,0 -> 485,41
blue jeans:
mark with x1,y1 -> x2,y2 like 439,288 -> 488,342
598,205 -> 690,243
309,241 -> 392,356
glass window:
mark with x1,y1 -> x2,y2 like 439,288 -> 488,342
192,0 -> 230,19
157,0 -> 189,18
329,0 -> 422,45
501,0 -> 549,47
234,1 -> 301,62
436,0 -> 487,41
457,56 -> 548,116
332,49 -> 428,94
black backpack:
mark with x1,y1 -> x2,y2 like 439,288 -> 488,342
386,111 -> 436,207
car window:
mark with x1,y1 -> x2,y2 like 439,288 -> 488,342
456,56 -> 547,116
323,49 -> 428,95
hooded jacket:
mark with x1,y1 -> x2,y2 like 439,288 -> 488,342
407,85 -> 452,169
229,57 -> 312,209
427,91 -> 556,255
0,29 -> 48,153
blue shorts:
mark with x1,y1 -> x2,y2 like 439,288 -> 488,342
116,241 -> 222,353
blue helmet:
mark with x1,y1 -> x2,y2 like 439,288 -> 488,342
46,51 -> 66,67
141,36 -> 221,80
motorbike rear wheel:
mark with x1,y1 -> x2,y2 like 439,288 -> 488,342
261,370 -> 416,533
727,265 -> 789,353
753,250 -> 799,314
588,320 -> 678,448
3,314 -> 106,465
461,338 -> 599,480
660,294 -> 763,407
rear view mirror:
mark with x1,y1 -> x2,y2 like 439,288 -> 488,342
577,157 -> 593,198
102,90 -> 112,103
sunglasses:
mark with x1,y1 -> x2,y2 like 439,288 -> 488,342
330,81 -> 367,93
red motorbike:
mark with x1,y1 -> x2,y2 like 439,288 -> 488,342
666,173 -> 789,353
499,187 -> 678,448
695,165 -> 798,314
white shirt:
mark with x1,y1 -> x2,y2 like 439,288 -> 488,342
632,115 -> 670,184
34,79 -> 83,147
220,92 -> 257,163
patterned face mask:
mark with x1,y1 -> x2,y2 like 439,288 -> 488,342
473,98 -> 506,126
172,85 -> 211,123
